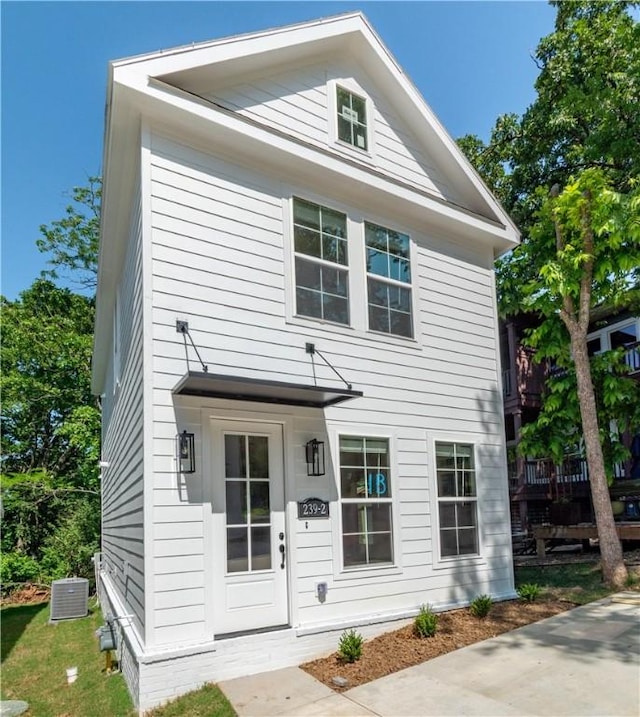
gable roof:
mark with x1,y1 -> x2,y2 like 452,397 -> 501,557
92,13 -> 519,393
110,12 -> 518,232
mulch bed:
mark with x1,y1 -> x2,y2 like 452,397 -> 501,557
301,599 -> 572,691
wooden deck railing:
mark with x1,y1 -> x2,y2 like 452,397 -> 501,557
509,456 -> 628,494
523,457 -> 589,486
623,341 -> 640,375
547,341 -> 640,380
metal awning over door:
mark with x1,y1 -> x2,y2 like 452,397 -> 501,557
173,371 -> 363,408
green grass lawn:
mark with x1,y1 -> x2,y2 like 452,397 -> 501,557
3,563 -> 633,715
1,598 -> 235,717
514,561 -> 627,605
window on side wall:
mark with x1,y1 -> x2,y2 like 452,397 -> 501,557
365,222 -> 413,338
339,436 -> 393,568
293,197 -> 349,325
435,442 -> 478,558
336,86 -> 368,151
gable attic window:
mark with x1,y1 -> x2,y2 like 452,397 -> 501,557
336,86 -> 368,151
293,198 -> 349,325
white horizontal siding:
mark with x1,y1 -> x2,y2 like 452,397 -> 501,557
146,133 -> 512,647
201,58 -> 462,205
101,173 -> 146,642
206,63 -> 328,145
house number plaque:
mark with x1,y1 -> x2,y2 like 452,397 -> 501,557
298,497 -> 330,519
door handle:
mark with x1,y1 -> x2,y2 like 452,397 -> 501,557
279,542 -> 286,569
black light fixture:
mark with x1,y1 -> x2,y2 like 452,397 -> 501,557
177,430 -> 195,474
305,439 -> 325,476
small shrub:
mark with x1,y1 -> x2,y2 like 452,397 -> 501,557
40,498 -> 100,585
338,629 -> 363,663
517,583 -> 541,602
414,604 -> 438,638
470,594 -> 493,618
0,551 -> 41,587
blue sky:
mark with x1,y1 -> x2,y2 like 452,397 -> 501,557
1,1 -> 556,300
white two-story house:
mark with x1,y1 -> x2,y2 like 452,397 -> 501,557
91,12 -> 520,712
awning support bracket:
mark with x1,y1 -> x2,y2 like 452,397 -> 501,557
305,343 -> 352,390
176,320 -> 209,373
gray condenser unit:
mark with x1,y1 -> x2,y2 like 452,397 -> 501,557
50,577 -> 89,621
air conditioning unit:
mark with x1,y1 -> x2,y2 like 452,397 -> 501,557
50,578 -> 89,621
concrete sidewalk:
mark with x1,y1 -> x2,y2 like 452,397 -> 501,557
219,594 -> 640,717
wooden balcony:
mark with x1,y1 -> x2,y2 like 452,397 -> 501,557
510,456 -> 636,501
624,341 -> 640,379
510,457 -> 591,501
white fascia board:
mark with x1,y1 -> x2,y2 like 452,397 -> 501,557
92,64 -> 117,395
353,21 -> 519,240
92,80 -> 140,395
110,12 -> 365,76
120,69 -> 518,249
111,11 -> 518,240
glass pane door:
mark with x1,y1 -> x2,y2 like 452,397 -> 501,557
224,434 -> 272,573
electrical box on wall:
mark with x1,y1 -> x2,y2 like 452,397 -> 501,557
316,582 -> 328,602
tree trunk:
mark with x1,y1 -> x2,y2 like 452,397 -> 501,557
571,333 -> 628,588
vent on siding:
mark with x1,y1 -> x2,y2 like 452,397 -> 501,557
50,578 -> 89,621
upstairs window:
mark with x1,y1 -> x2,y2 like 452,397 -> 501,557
293,198 -> 349,325
365,222 -> 413,338
336,86 -> 368,151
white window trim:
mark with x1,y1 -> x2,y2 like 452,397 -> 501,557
327,78 -> 376,161
587,317 -> 639,353
290,196 -> 351,328
362,220 -> 418,340
427,433 -> 486,570
282,192 -> 422,350
328,424 -> 402,581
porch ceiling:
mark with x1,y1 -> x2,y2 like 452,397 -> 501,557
173,371 -> 363,408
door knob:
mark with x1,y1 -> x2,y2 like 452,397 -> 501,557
279,543 -> 286,569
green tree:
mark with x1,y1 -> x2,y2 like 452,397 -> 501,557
1,281 -> 100,579
2,176 -> 103,589
36,176 -> 101,290
1,280 -> 99,485
457,114 -> 520,211
461,2 -> 639,242
516,170 -> 639,587
459,1 -> 640,587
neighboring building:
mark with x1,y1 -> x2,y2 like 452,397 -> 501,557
91,14 -> 520,711
502,311 -> 640,533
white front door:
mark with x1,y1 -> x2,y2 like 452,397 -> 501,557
210,420 -> 288,634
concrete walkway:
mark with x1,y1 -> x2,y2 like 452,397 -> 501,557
219,594 -> 640,717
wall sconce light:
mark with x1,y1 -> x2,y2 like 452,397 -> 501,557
177,430 -> 195,474
305,439 -> 325,477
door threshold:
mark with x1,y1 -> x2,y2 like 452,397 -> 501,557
214,623 -> 290,640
